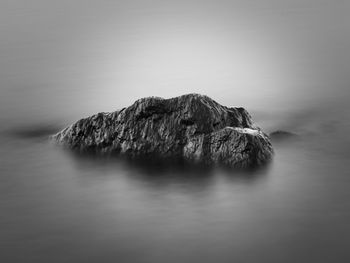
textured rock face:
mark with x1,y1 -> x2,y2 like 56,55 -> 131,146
52,94 -> 273,168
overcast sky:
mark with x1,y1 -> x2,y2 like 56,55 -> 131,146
0,0 -> 349,123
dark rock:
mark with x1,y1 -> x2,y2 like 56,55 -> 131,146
269,130 -> 298,142
4,124 -> 62,140
52,94 -> 273,168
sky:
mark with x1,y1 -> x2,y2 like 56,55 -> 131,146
0,0 -> 349,124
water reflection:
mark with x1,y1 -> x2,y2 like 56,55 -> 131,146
66,148 -> 271,191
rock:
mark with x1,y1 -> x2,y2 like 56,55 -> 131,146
52,94 -> 273,168
5,124 -> 61,139
269,130 -> 298,142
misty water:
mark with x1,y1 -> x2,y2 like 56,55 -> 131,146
1,1 -> 349,262
1,106 -> 350,263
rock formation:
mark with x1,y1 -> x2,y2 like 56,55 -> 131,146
269,130 -> 298,142
52,94 -> 273,168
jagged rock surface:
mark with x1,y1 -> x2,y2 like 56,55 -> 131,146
52,94 -> 273,168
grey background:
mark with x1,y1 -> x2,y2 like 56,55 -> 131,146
0,0 -> 349,124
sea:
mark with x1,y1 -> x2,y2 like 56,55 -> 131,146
1,104 -> 350,263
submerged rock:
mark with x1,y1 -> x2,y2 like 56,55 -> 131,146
52,94 -> 273,168
269,130 -> 298,142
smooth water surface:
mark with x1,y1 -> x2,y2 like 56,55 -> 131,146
1,110 -> 350,263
